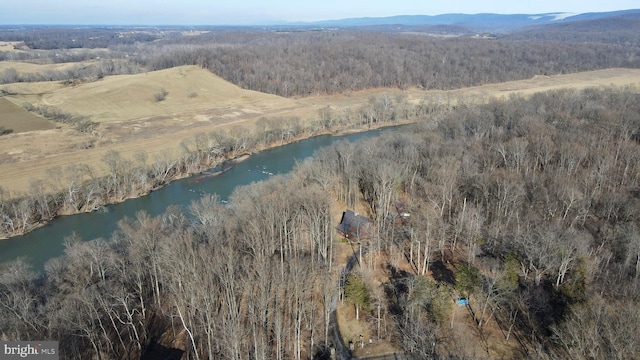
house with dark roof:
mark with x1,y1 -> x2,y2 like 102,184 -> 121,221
336,210 -> 373,242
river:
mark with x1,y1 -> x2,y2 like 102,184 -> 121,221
0,129 -> 394,270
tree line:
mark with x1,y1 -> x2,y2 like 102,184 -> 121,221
0,59 -> 139,85
2,85 -> 640,358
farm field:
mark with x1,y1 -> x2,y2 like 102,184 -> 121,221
0,60 -> 97,74
0,41 -> 24,53
0,97 -> 55,134
1,66 -> 640,195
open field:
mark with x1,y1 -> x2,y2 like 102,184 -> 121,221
0,97 -> 55,134
0,81 -> 66,95
0,41 -> 24,53
1,66 -> 640,195
297,68 -> 640,108
30,65 -> 299,123
0,60 -> 96,74
0,41 -> 110,56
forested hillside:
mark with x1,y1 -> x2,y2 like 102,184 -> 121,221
144,33 -> 640,96
3,23 -> 640,96
505,13 -> 640,46
2,86 -> 639,359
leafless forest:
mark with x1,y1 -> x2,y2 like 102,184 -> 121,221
2,86 -> 640,359
2,23 -> 640,95
2,20 -> 640,359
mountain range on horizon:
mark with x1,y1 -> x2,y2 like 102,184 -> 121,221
277,8 -> 640,33
1,8 -> 639,33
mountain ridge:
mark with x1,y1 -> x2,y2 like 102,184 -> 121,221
281,9 -> 640,32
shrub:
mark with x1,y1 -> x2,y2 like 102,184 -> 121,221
154,88 -> 169,102
0,126 -> 13,136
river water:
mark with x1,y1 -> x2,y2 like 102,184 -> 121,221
0,129 -> 392,270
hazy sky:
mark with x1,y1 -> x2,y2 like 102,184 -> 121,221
2,0 -> 639,25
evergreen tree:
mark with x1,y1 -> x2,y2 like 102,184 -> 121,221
344,274 -> 371,320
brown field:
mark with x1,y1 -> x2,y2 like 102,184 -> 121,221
0,60 -> 96,74
0,41 -> 25,53
0,41 -> 110,56
0,81 -> 66,96
1,65 -> 640,195
26,65 -> 300,123
0,97 -> 55,133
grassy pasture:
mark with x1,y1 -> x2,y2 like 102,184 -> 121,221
32,65 -> 298,123
0,97 -> 54,134
0,41 -> 24,53
0,61 -> 94,73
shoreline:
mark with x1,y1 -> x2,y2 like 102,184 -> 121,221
0,120 -> 413,241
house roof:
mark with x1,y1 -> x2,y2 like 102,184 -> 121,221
336,210 -> 372,235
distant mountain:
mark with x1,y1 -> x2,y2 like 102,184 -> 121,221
505,12 -> 640,45
289,9 -> 640,33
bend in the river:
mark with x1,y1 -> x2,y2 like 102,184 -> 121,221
0,129 -> 396,271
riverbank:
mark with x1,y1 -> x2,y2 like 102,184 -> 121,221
4,68 -> 640,241
0,120 -> 413,241
0,127 -> 398,269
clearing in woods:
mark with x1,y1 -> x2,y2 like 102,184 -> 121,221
0,66 -> 640,195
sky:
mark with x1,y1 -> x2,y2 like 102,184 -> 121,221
1,0 -> 639,25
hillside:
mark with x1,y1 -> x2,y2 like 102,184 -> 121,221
5,65 -> 298,123
505,13 -> 640,45
0,65 -> 303,195
0,60 -> 93,74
